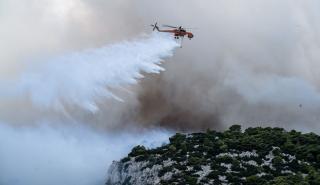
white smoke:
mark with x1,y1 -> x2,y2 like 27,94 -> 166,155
9,33 -> 178,112
0,123 -> 170,185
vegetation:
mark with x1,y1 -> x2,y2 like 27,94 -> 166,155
122,125 -> 320,184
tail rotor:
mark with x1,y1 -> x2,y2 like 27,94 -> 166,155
150,22 -> 158,31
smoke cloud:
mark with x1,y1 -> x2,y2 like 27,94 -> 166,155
2,0 -> 320,132
133,0 -> 320,132
0,123 -> 170,185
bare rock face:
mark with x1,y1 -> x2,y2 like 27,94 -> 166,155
106,126 -> 320,185
106,158 -> 174,185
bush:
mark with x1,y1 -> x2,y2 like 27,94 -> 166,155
229,125 -> 242,133
129,145 -> 148,157
188,157 -> 202,165
185,175 -> 197,185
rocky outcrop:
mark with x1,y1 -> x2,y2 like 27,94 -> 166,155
106,158 -> 169,185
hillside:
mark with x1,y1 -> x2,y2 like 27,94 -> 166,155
106,125 -> 320,185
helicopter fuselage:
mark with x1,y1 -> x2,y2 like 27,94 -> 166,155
158,29 -> 194,39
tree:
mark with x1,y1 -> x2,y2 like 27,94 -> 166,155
272,156 -> 284,172
129,145 -> 147,157
188,157 -> 202,165
169,145 -> 177,152
271,174 -> 308,185
170,133 -> 186,145
185,175 -> 197,185
229,125 -> 242,133
306,169 -> 320,185
246,175 -> 267,185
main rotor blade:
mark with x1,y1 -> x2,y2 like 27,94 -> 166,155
162,24 -> 178,28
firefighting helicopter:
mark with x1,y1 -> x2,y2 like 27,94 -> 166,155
151,22 -> 194,46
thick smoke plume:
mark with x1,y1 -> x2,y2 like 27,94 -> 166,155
133,0 -> 320,132
2,0 -> 320,132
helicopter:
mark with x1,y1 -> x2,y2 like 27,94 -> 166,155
150,22 -> 194,44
